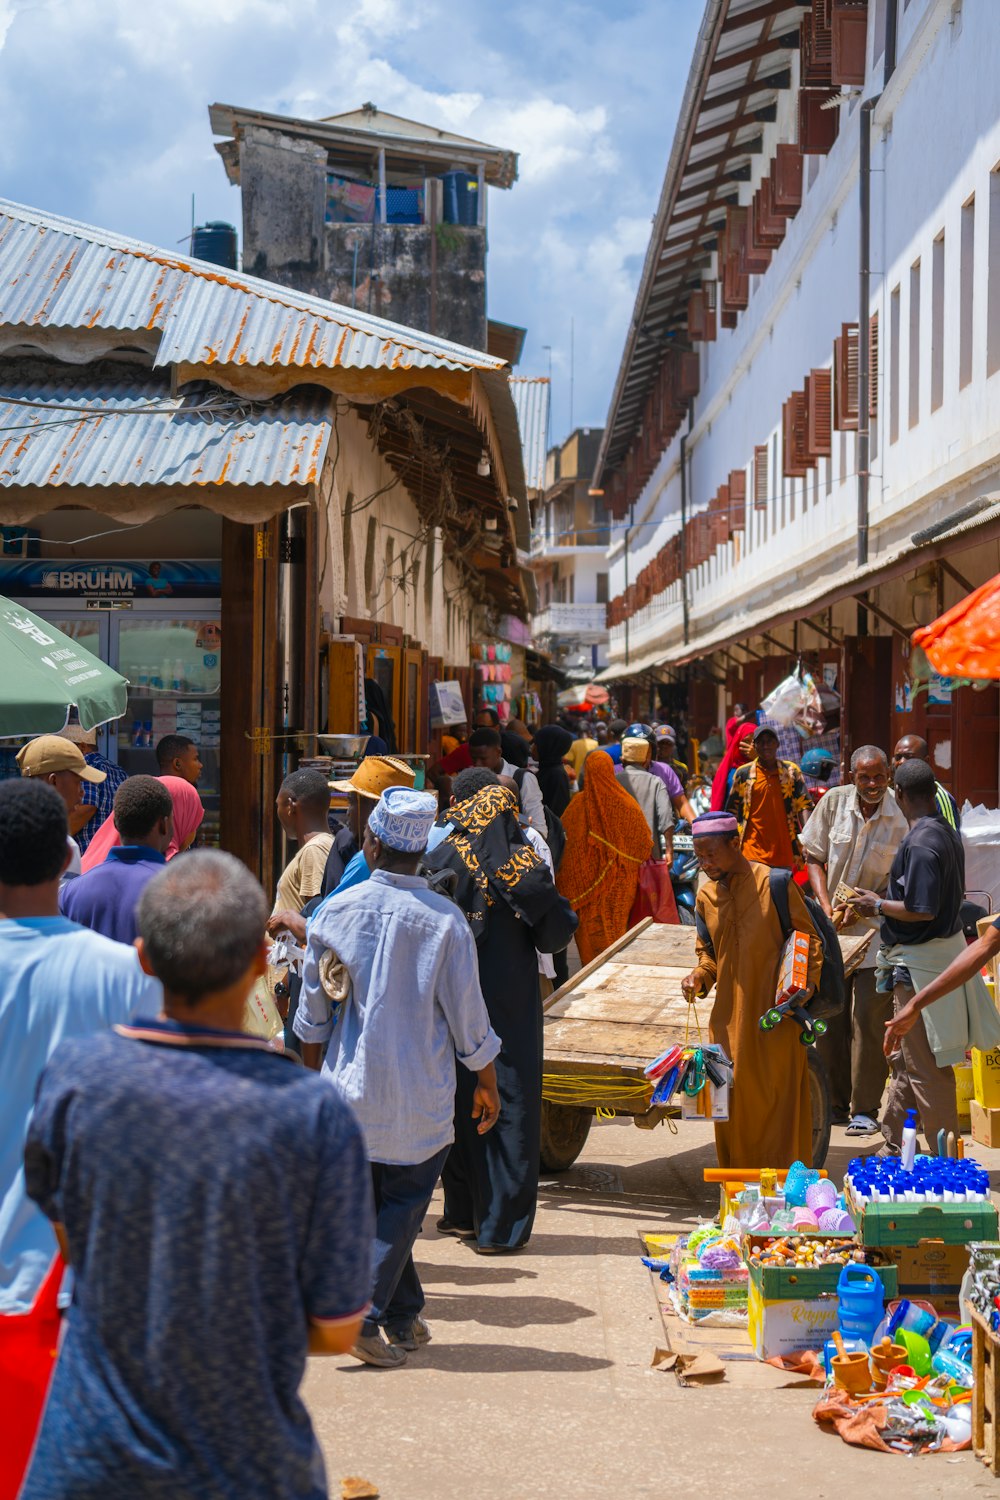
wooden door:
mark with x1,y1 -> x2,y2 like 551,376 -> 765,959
953,684 -> 999,808
401,647 -> 427,753
366,643 -> 403,749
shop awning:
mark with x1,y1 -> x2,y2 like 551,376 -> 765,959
596,496 -> 1000,682
913,571 -> 1000,678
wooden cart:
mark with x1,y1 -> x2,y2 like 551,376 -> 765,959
540,919 -> 873,1173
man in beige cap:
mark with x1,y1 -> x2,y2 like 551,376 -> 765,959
57,724 -> 127,855
17,735 -> 107,881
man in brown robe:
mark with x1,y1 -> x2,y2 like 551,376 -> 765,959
681,812 -> 822,1169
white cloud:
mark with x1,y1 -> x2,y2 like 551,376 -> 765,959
0,0 -> 698,435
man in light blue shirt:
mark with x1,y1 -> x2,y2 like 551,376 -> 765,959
296,786 -> 500,1369
0,779 -> 161,1314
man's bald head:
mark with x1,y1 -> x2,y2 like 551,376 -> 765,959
892,734 -> 929,772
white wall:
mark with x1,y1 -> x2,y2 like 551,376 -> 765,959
607,0 -> 1000,665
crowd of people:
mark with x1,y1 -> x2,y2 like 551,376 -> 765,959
2,702 -> 999,1496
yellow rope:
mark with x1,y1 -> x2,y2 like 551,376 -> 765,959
542,1072 -> 654,1115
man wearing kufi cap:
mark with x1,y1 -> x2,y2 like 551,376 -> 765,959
681,810 -> 824,1170
296,786 -> 501,1369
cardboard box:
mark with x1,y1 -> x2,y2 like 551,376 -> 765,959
847,1191 -> 998,1247
971,1100 -> 1000,1148
880,1241 -> 971,1315
956,1062 -> 975,1126
973,1049 -> 1000,1109
747,1259 -> 897,1360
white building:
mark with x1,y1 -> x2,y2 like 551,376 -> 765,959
595,0 -> 1000,806
530,427 -> 611,682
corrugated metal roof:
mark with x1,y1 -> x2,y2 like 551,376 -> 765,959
0,199 -> 510,377
0,369 -> 332,489
509,376 -> 550,493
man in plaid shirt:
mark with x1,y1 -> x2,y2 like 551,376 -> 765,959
59,726 -> 126,854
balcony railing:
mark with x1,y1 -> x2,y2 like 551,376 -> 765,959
533,603 -> 609,639
530,528 -> 609,555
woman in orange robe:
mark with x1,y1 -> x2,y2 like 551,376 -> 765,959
557,749 -> 652,965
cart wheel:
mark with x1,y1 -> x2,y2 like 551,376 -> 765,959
766,1008 -> 783,1027
799,1029 -> 815,1046
808,1048 -> 832,1170
539,1100 -> 593,1172
812,1018 -> 828,1038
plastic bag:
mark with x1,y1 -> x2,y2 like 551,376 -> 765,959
629,858 -> 679,925
760,667 -> 826,738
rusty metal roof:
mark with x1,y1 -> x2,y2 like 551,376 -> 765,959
0,365 -> 332,490
0,199 -> 510,378
509,376 -> 550,495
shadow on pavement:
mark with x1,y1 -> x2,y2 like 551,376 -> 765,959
404,1343 -> 612,1374
416,1261 -> 539,1286
423,1291 -> 596,1328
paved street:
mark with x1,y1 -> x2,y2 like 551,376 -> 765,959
307,1116 -> 1000,1498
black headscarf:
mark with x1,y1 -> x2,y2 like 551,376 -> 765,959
500,731 -> 530,769
532,724 -> 574,816
363,678 -> 397,753
424,784 -> 575,952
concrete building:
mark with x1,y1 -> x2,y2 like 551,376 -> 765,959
210,101 -> 517,350
594,0 -> 1000,806
0,199 -> 528,886
531,427 -> 610,683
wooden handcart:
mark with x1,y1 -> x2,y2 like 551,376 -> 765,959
540,919 -> 873,1173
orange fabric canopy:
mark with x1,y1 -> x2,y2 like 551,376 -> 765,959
912,571 -> 1000,678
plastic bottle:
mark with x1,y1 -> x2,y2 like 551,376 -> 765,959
837,1264 -> 885,1344
901,1108 -> 918,1172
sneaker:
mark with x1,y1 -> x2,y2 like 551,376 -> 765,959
436,1217 -> 475,1239
385,1316 -> 431,1351
350,1331 -> 408,1368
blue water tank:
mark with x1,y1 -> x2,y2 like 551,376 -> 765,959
440,171 -> 480,226
191,222 -> 238,270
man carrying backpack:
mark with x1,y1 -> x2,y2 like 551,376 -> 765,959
680,811 -> 827,1169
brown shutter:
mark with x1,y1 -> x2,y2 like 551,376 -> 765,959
799,90 -> 840,155
688,290 -> 706,341
746,197 -> 772,274
800,3 -> 833,87
753,444 -> 769,510
869,311 -> 879,417
757,177 -> 786,244
720,306 -> 738,330
832,0 -> 869,87
729,469 -> 747,533
677,351 -> 701,400
833,322 -> 860,430
805,368 -> 833,459
714,486 -> 731,546
772,144 -> 803,215
782,392 -> 811,477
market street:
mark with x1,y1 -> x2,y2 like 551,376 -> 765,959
306,1117 -> 1000,1498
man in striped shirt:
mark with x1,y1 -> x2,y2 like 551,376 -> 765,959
892,736 -> 960,830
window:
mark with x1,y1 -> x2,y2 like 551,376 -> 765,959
596,572 -> 609,605
909,258 -> 921,428
424,534 -> 435,610
931,234 -> 945,412
753,444 -> 768,511
961,194 -> 976,389
889,284 -> 901,444
364,518 -> 378,597
988,165 -> 1000,377
341,491 -> 354,596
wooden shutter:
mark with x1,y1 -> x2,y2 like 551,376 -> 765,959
729,469 -> 747,533
805,369 -> 833,459
720,306 -> 738,330
833,322 -> 860,430
746,197 -> 773,274
772,144 -> 803,216
753,180 -> 784,248
688,290 -> 706,341
832,0 -> 869,87
869,311 -> 879,417
677,351 -> 701,400
720,207 -> 749,312
753,444 -> 769,510
715,484 -> 731,545
799,90 -> 840,155
782,392 -> 811,477
800,3 -> 833,87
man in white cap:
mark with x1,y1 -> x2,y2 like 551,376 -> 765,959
17,734 -> 108,882
296,786 -> 501,1369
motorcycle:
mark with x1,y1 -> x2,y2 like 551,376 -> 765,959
670,821 -> 698,925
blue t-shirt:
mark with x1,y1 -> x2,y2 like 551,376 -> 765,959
0,919 -> 161,1313
311,849 -> 369,921
22,1020 -> 374,1500
59,846 -> 167,945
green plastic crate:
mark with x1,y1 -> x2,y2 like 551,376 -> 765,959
848,1195 -> 998,1248
750,1258 -> 898,1302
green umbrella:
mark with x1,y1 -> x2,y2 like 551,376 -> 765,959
0,599 -> 129,736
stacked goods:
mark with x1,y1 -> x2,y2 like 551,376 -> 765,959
672,1227 -> 749,1324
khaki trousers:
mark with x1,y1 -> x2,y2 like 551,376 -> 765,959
880,984 -> 959,1149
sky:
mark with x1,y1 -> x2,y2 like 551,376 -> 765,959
0,0 -> 700,447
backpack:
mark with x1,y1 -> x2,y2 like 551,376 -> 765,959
513,766 -> 567,872
767,868 -> 846,1021
694,869 -> 846,1021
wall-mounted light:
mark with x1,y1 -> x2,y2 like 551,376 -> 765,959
484,516 -> 498,531
477,450 -> 491,477
508,497 -> 519,511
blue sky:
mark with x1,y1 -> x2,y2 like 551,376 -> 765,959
0,0 -> 699,446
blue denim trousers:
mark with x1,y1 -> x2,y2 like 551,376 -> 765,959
364,1145 -> 450,1337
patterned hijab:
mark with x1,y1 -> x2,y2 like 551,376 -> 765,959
424,783 -> 556,944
